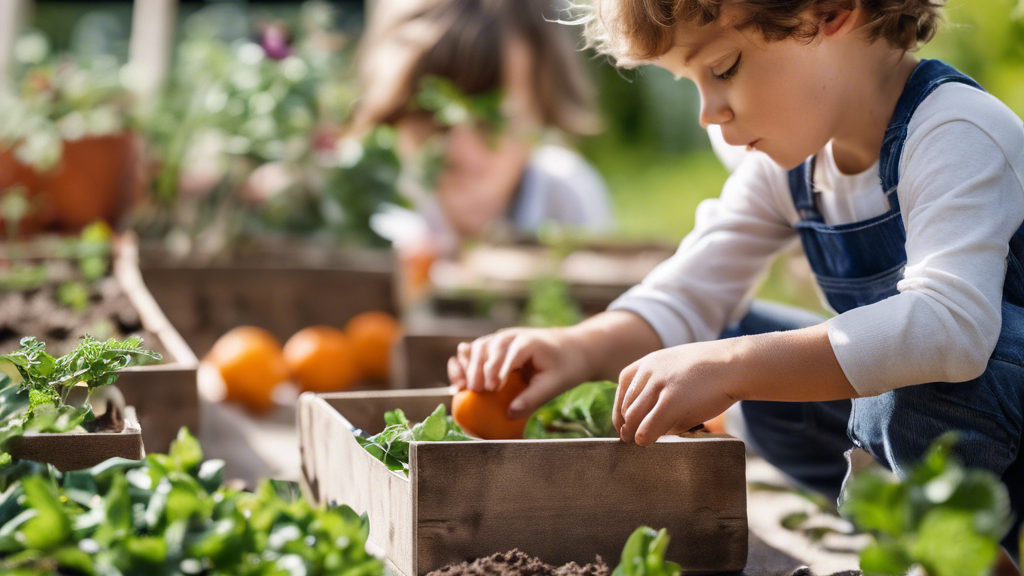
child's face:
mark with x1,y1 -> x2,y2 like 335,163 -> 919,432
650,9 -> 855,170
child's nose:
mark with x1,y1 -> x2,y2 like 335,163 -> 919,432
699,95 -> 734,128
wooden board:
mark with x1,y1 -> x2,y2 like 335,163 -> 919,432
115,236 -> 200,453
138,241 -> 397,356
391,312 -> 506,389
9,407 -> 144,472
299,388 -> 748,576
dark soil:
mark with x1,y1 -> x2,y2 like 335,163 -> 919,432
427,550 -> 609,576
87,400 -> 125,433
0,261 -> 164,357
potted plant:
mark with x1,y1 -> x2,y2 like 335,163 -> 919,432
0,335 -> 160,471
0,33 -> 136,232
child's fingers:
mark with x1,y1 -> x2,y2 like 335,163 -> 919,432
465,336 -> 493,391
619,369 -> 650,433
633,399 -> 678,447
447,356 -> 468,389
507,371 -> 560,419
483,331 -> 519,392
613,362 -> 639,432
620,382 -> 661,444
498,334 -> 539,383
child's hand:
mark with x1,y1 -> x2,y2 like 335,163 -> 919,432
447,327 -> 590,419
612,340 -> 739,447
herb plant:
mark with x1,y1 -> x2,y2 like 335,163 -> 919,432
0,336 -> 162,465
612,526 -> 682,576
355,404 -> 472,475
523,381 -> 619,439
840,432 -> 1013,576
0,427 -> 385,576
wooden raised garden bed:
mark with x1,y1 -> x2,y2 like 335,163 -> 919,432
8,406 -> 144,472
137,239 -> 397,357
0,236 -> 200,454
298,388 -> 748,576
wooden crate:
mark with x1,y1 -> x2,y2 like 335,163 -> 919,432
114,238 -> 201,454
137,240 -> 397,356
299,388 -> 748,576
9,407 -> 144,472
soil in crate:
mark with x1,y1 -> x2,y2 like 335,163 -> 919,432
0,263 -> 164,356
428,550 -> 610,576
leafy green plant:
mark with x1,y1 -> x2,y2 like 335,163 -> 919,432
522,274 -> 584,328
0,427 -> 385,576
0,37 -> 129,172
524,381 -> 619,439
0,336 -> 162,465
355,404 -> 472,475
613,526 -> 682,576
415,76 -> 505,134
840,432 -> 1013,576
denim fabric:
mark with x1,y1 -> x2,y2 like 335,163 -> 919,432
739,59 -> 1024,563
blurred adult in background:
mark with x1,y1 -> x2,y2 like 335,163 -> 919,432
349,0 -> 614,251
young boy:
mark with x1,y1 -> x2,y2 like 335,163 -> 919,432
449,0 -> 1024,562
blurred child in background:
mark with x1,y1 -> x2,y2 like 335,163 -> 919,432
349,0 -> 614,252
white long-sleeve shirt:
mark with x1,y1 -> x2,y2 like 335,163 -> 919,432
609,83 -> 1024,397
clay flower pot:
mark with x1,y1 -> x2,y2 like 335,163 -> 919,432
0,133 -> 138,232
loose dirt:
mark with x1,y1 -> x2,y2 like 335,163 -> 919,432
428,550 -> 609,576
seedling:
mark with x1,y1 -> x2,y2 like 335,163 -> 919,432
356,404 -> 471,475
613,526 -> 683,576
0,336 -> 162,465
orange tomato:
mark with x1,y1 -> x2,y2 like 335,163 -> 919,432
284,326 -> 362,393
344,311 -> 400,382
452,369 -> 531,440
206,326 -> 290,414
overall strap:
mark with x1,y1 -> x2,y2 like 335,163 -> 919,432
877,59 -> 985,212
787,156 -> 824,223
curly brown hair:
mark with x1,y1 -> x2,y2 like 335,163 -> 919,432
576,0 -> 945,67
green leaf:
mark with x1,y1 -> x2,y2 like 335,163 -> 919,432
859,541 -> 913,575
169,427 -> 203,472
16,476 -> 70,551
124,535 -> 167,565
525,381 -> 619,439
911,509 -> 1000,576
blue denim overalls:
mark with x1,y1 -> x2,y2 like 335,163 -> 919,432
730,60 -> 1024,562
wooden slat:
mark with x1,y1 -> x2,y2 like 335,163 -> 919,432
299,393 -> 417,576
114,235 -> 200,453
301,388 -> 748,576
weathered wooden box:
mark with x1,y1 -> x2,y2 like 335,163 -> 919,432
114,238 -> 200,454
9,407 -> 144,472
299,388 -> 748,576
138,239 -> 397,357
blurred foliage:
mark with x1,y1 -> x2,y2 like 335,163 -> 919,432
0,31 -> 130,171
840,433 -> 1013,576
128,2 -> 410,254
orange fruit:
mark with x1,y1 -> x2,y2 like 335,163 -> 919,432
206,326 -> 289,414
344,311 -> 400,382
452,369 -> 531,440
284,326 -> 361,393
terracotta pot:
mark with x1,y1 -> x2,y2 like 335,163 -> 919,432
0,133 -> 137,233
7,406 -> 144,472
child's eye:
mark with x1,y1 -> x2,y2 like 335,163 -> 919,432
713,54 -> 742,81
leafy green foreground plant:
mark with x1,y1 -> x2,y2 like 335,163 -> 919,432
840,432 -> 1013,576
612,526 -> 682,576
524,381 -> 618,439
355,405 -> 472,475
0,428 -> 385,576
0,336 -> 162,465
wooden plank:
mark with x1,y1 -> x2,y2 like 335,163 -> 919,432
414,437 -> 747,574
115,235 -> 200,453
391,313 -> 503,389
301,388 -> 748,576
299,393 -> 416,576
138,244 -> 397,357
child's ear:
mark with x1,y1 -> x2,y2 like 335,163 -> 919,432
819,8 -> 857,37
